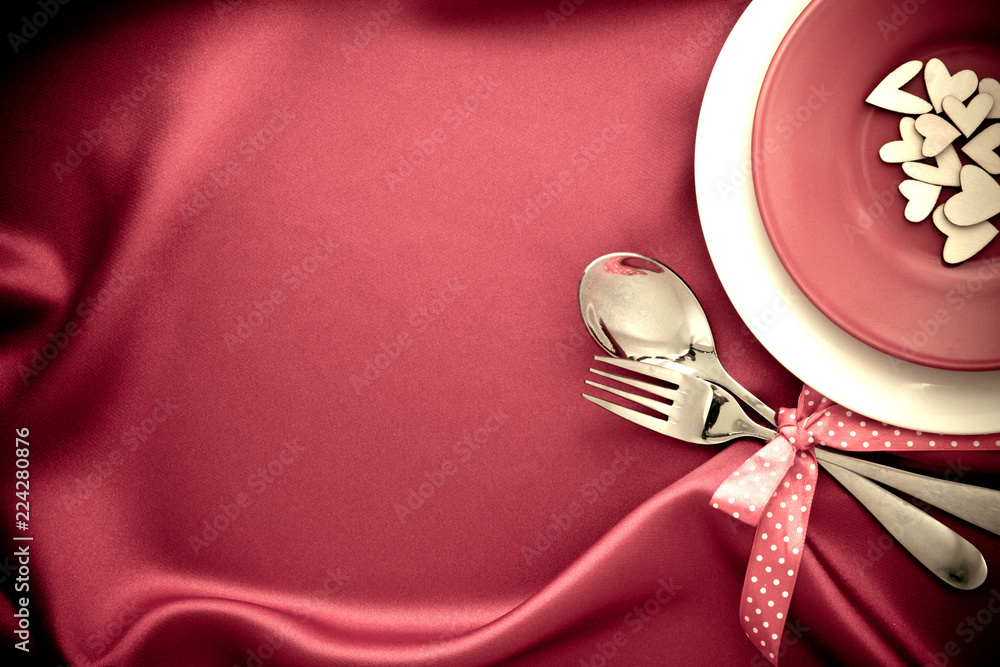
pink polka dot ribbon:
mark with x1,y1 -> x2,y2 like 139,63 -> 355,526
711,385 -> 1000,665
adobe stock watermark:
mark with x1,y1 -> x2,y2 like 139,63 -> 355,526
521,449 -> 639,566
744,285 -> 809,341
544,0 -> 587,29
7,0 -> 72,54
18,268 -> 135,386
944,257 -> 1000,312
231,567 -> 350,667
61,398 -> 179,514
852,493 -> 931,573
577,577 -> 682,667
178,107 -> 295,225
774,85 -> 835,141
86,600 -> 143,661
512,118 -> 628,233
715,84 -> 834,204
51,65 -> 167,182
672,1 -> 745,69
222,235 -> 336,352
889,256 -> 1000,371
212,0 -> 241,19
351,278 -> 467,394
640,243 -> 675,266
924,588 -> 1000,667
189,439 -> 307,556
854,459 -> 969,574
555,323 -> 592,362
877,0 -> 932,41
51,599 -> 144,667
842,186 -> 900,243
340,0 -> 406,63
410,606 -> 481,667
749,616 -> 810,666
393,407 -> 510,522
384,75 -> 501,191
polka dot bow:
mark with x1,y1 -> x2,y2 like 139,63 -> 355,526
711,386 -> 999,666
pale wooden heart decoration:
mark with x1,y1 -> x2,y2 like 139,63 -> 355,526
899,179 -> 941,222
943,164 -> 1000,226
879,116 -> 924,163
943,93 -> 994,137
869,59 -> 1000,264
866,60 -> 933,115
980,78 -> 1000,119
932,205 -> 998,265
914,113 -> 960,157
903,144 -> 961,186
961,123 -> 1000,175
924,57 -> 978,113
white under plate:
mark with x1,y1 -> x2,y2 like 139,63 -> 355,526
694,0 -> 1000,434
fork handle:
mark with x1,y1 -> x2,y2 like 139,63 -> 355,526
815,447 -> 1000,536
817,460 -> 987,589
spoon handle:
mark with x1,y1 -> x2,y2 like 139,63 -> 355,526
818,459 -> 987,589
698,356 -> 778,426
680,357 -> 1000,536
722,375 -> 776,425
715,366 -> 1000,535
815,447 -> 1000,536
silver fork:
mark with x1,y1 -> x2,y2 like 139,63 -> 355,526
583,355 -> 991,590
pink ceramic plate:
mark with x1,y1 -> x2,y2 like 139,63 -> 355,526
752,0 -> 1000,371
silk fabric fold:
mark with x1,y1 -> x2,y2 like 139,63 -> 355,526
3,1 -> 1000,665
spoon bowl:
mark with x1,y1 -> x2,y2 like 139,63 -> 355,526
578,253 -> 714,360
578,252 -> 775,423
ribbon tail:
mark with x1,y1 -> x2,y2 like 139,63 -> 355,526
711,437 -> 797,526
738,449 -> 818,665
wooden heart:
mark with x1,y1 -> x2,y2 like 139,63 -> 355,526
980,78 -> 1000,119
914,113 -> 960,158
899,179 -> 941,222
924,57 -> 978,113
943,93 -> 994,138
866,60 -> 933,115
903,144 -> 961,187
932,205 -> 998,265
961,123 -> 1000,175
879,116 -> 924,163
943,165 -> 1000,226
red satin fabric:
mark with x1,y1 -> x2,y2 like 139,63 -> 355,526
2,1 -> 1000,665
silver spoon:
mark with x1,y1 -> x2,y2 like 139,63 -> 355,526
579,252 -> 775,422
578,252 -> 994,587
577,251 -> 1000,534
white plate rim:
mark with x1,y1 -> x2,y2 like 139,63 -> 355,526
693,0 -> 1000,435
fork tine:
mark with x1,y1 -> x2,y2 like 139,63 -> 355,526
587,368 -> 681,406
582,393 -> 674,438
583,378 -> 680,419
592,356 -> 692,387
